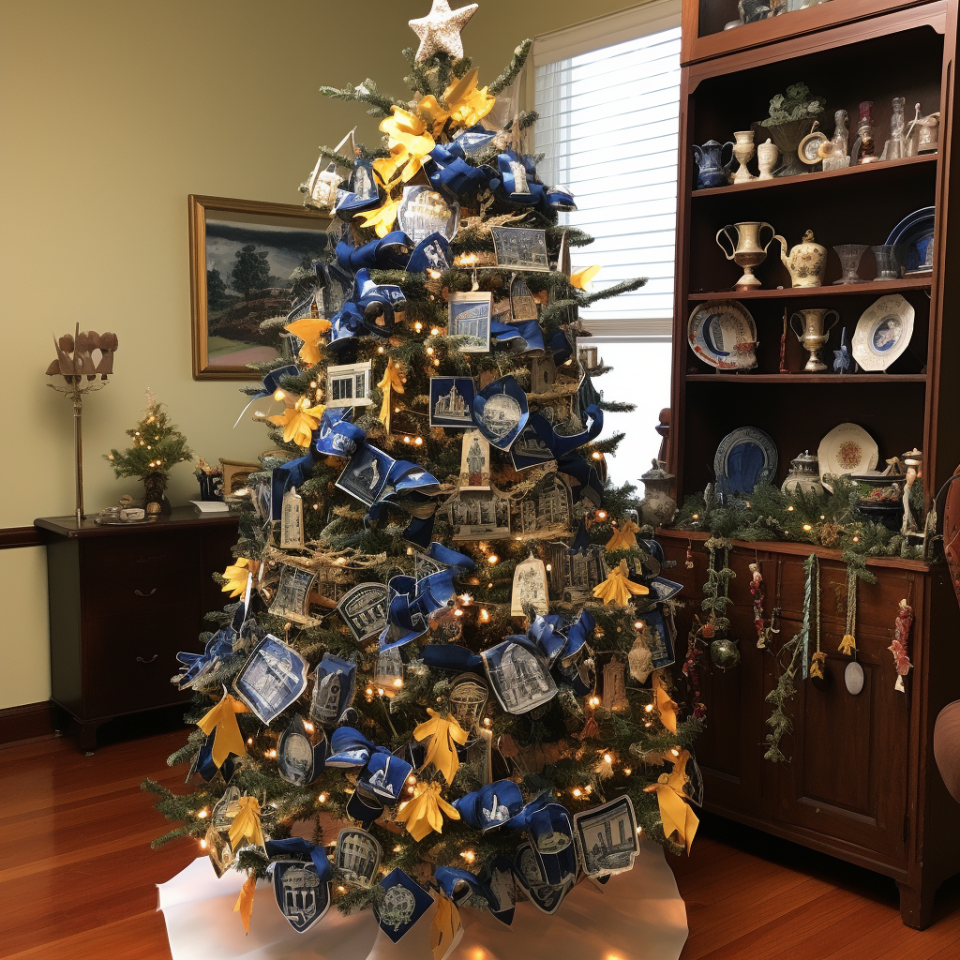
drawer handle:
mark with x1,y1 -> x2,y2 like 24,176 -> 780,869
134,587 -> 158,598
136,654 -> 159,664
137,555 -> 165,564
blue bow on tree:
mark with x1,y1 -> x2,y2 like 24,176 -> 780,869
176,626 -> 239,689
424,143 -> 495,202
379,567 -> 461,650
490,318 -> 544,354
328,269 -> 406,351
265,837 -> 333,882
326,727 -> 413,804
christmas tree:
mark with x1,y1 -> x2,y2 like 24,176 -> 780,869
105,394 -> 192,513
146,1 -> 701,947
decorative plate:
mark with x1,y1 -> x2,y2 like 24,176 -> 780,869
885,207 -> 935,275
798,130 -> 828,165
687,300 -> 758,370
852,294 -> 915,371
817,423 -> 879,491
713,426 -> 778,501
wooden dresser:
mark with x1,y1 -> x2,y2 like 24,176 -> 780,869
35,508 -> 238,752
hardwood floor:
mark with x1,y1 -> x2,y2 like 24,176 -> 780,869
3,721 -> 959,959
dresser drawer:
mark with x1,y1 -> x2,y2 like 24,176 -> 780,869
80,531 -> 200,619
82,605 -> 196,718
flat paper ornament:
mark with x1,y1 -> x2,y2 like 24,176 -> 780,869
573,795 -> 641,877
376,868 -> 434,942
279,487 -> 304,549
234,635 -> 309,724
272,860 -> 331,933
644,751 -> 700,854
277,714 -> 326,786
430,896 -> 462,960
335,827 -> 382,887
197,691 -> 249,769
511,554 -> 549,617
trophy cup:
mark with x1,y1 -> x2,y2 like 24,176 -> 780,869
790,307 -> 840,372
716,221 -> 777,289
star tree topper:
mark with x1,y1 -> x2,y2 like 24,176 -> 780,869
409,0 -> 478,62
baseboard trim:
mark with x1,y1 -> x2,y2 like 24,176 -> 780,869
0,700 -> 57,744
0,526 -> 43,550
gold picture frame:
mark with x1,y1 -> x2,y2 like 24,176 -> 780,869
189,194 -> 333,381
219,459 -> 261,496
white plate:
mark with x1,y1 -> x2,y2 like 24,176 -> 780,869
852,294 -> 915,371
817,423 -> 880,491
687,300 -> 758,370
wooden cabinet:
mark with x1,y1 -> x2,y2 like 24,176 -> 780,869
35,508 -> 238,752
667,2 -> 960,924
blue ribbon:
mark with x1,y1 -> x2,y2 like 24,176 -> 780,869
328,269 -> 406,351
420,643 -> 483,672
490,318 -> 544,354
176,626 -> 238,689
453,779 -> 526,831
527,610 -> 596,667
314,407 -> 364,458
425,144 -> 494,201
192,729 -> 238,782
379,567 -> 460,651
270,453 -> 316,521
423,542 -> 476,571
447,124 -> 499,159
337,232 -> 412,271
434,867 -> 492,905
265,838 -> 333,882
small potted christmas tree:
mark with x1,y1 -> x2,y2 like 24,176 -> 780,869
105,393 -> 193,515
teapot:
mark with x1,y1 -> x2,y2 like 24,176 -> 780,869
774,229 -> 827,288
693,139 -> 734,189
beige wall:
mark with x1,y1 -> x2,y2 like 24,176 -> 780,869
0,0 -> 642,710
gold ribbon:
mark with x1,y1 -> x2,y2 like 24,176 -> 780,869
378,357 -> 405,432
570,265 -> 601,291
418,68 -> 496,138
645,749 -> 699,854
839,634 -> 857,655
356,196 -> 402,238
605,519 -> 640,552
221,557 -> 257,599
268,396 -> 326,448
414,708 -> 469,784
810,650 -> 827,679
653,671 -> 678,734
285,316 -> 331,366
430,896 -> 462,960
197,691 -> 248,768
372,106 -> 436,186
228,796 -> 265,851
395,780 -> 460,841
592,559 -> 649,606
234,873 -> 256,934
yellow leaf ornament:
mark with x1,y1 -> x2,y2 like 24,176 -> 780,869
284,316 -> 331,366
605,519 -> 640,552
395,780 -> 460,841
414,708 -> 469,783
234,873 -> 256,934
197,690 -> 249,767
430,896 -> 462,960
228,796 -> 265,851
570,264 -> 601,291
268,396 -> 326,448
221,556 -> 258,598
378,357 -> 405,430
645,749 -> 699,854
592,558 -> 649,606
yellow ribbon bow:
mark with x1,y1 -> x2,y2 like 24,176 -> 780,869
268,395 -> 326,448
570,264 -> 601,291
414,709 -> 469,784
645,749 -> 699,854
228,796 -> 265,851
234,873 -> 256,934
653,671 -> 678,734
395,780 -> 461,841
592,559 -> 650,606
373,106 -> 436,185
197,691 -> 248,768
221,557 -> 258,598
430,896 -> 462,960
284,316 -> 331,366
378,357 -> 405,431
839,634 -> 857,655
605,519 -> 640,552
418,68 -> 496,138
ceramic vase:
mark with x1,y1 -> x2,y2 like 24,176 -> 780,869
757,139 -> 779,179
774,229 -> 828,288
732,130 -> 756,184
790,307 -> 840,372
716,221 -> 777,289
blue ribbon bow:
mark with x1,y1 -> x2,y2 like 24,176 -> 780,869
176,626 -> 238,689
328,269 -> 406,351
265,838 -> 333,882
379,567 -> 461,651
490,318 -> 544,354
326,727 -> 413,803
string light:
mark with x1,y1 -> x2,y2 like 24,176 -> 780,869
572,788 -> 583,798
487,553 -> 499,565
426,347 -> 435,355
197,808 -> 209,819
267,748 -> 277,759
393,677 -> 403,688
480,609 -> 490,622
603,753 -> 613,764
415,436 -> 423,446
645,703 -> 654,713
247,737 -> 253,745
596,510 -> 607,520
460,849 -> 477,864
623,767 -> 632,776
802,523 -> 813,532
592,451 -> 602,460
433,358 -> 441,367
304,721 -> 315,733
317,792 -> 329,804
670,748 -> 680,757
273,389 -> 285,401
545,563 -> 552,572
588,696 -> 601,708
337,885 -> 346,894
431,327 -> 440,336
483,717 -> 491,726
377,345 -> 385,354
787,505 -> 795,512
393,845 -> 403,853
414,321 -> 423,333
199,838 -> 208,849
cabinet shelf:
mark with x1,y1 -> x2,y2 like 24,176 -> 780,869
688,277 -> 932,300
691,153 -> 937,199
685,373 -> 928,383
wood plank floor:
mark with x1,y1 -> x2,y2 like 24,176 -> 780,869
3,719 -> 959,959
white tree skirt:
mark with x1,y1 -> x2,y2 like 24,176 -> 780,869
157,840 -> 688,960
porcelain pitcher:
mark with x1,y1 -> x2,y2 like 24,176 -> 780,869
693,139 -> 734,189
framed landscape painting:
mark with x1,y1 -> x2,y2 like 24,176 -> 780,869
189,195 -> 334,380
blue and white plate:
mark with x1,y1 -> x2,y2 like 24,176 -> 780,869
688,300 -> 757,370
852,294 -> 915,371
885,207 -> 935,275
714,427 -> 778,502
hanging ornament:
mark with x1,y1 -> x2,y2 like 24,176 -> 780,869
605,519 -> 640,552
628,621 -> 654,683
378,357 -> 405,434
592,559 -> 649,606
684,540 -> 695,570
806,555 -> 830,691
703,538 -> 740,670
652,670 -> 678,734
395,780 -> 461,841
196,690 -> 249,769
644,750 -> 700,854
889,599 -> 915,692
414,709 -> 469,783
511,552 -> 549,617
234,873 -> 257,934
279,486 -> 305,549
408,0 -> 478,62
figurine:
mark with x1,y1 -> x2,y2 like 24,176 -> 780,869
819,109 -> 850,171
889,599 -> 915,693
901,448 -> 923,536
757,138 -> 779,180
881,97 -> 907,161
833,327 -> 853,373
853,101 -> 879,164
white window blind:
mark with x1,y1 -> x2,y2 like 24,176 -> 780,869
534,3 -> 681,337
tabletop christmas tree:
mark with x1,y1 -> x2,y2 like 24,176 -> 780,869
105,393 -> 192,515
146,2 -> 701,950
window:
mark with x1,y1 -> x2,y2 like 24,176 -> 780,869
532,0 -> 681,484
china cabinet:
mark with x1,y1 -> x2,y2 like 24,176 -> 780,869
667,0 -> 960,927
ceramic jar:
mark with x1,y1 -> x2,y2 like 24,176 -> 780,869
638,459 -> 678,527
775,229 -> 828,287
781,450 -> 824,495
693,139 -> 734,189
732,130 -> 756,184
757,138 -> 779,179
